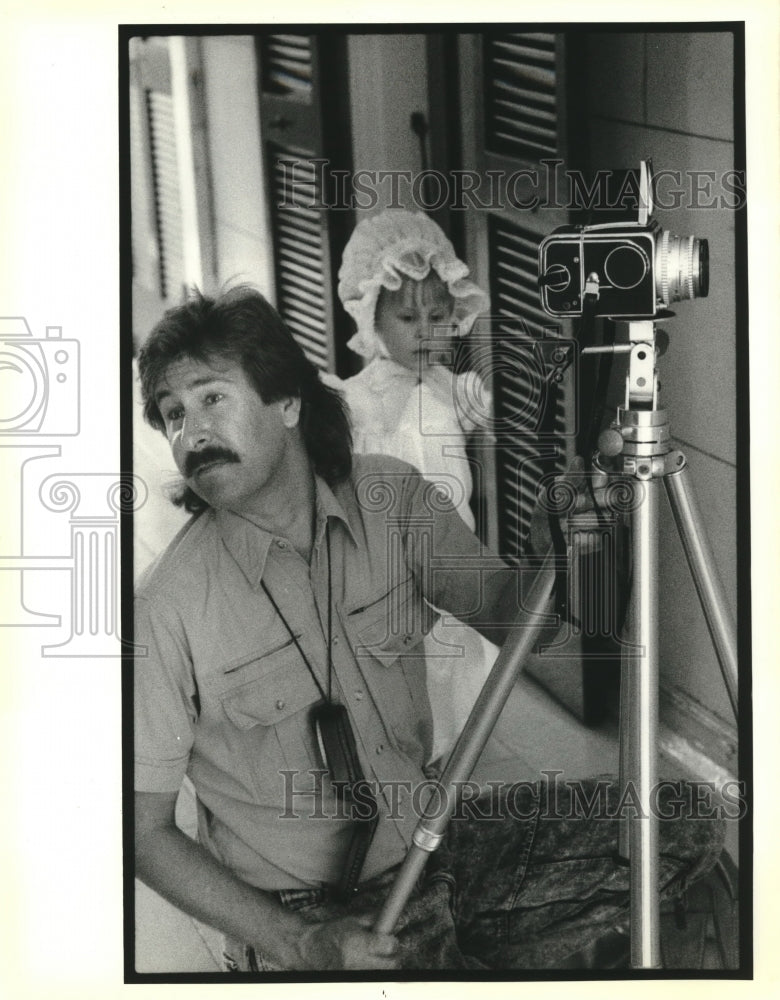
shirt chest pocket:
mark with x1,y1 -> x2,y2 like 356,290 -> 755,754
346,576 -> 433,667
343,580 -> 434,762
217,640 -> 325,802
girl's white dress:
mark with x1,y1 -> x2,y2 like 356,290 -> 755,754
331,357 -> 499,763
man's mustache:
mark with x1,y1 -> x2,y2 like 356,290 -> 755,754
184,446 -> 240,478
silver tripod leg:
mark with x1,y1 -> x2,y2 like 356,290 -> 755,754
621,461 -> 738,968
626,476 -> 662,968
374,550 -> 558,935
664,464 -> 738,718
605,320 -> 737,969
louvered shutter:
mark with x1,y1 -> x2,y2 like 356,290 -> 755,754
489,217 -> 569,554
459,31 -> 619,722
129,36 -> 214,345
257,33 -> 354,374
130,38 -> 186,306
147,86 -> 186,301
261,33 -> 314,96
270,157 -> 330,369
458,31 -> 580,561
484,33 -> 558,162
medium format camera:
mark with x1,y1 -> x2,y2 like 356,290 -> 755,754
538,161 -> 709,319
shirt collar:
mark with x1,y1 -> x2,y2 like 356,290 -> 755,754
313,474 -> 357,549
214,474 -> 357,589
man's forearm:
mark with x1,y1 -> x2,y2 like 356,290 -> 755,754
135,823 -> 303,968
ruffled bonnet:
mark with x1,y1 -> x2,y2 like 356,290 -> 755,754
337,209 -> 489,360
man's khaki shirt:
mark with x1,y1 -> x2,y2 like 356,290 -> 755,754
135,454 -> 523,890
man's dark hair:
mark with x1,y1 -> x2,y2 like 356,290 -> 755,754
137,286 -> 352,512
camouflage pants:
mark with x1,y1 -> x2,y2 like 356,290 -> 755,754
224,777 -> 727,971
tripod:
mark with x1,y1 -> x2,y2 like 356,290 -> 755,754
375,318 -> 738,970
592,318 -> 738,966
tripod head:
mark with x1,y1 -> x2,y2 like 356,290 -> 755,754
587,317 -> 689,486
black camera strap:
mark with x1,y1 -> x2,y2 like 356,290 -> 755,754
260,523 -> 378,900
541,290 -> 612,626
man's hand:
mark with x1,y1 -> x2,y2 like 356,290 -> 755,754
527,455 -> 617,558
136,791 -> 398,972
290,913 -> 400,970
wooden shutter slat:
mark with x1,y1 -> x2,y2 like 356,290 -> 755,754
493,98 -> 557,124
279,291 -> 324,318
491,58 -> 556,89
278,253 -> 324,284
494,79 -> 557,108
485,32 -> 559,162
261,34 -> 313,96
276,210 -> 322,237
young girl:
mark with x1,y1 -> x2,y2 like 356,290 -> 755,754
332,208 -> 504,763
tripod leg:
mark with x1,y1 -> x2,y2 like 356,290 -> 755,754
627,477 -> 662,968
374,551 -> 558,935
664,465 -> 738,719
617,646 -> 631,860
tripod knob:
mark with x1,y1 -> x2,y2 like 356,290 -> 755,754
598,427 -> 625,457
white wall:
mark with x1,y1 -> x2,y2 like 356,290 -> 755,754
200,35 -> 275,300
347,34 -> 429,219
585,32 -> 738,728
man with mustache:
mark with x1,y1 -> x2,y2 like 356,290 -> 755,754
134,286 -> 730,972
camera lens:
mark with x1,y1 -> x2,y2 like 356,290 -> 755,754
655,230 -> 710,305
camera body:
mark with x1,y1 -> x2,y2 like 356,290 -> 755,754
539,223 -> 661,319
0,319 -> 80,435
538,160 -> 709,320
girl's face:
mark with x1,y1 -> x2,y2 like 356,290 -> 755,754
374,274 -> 456,372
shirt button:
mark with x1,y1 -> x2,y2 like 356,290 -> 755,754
332,636 -> 339,646
403,635 -> 413,645
354,690 -> 363,702
375,744 -> 385,755
276,539 -> 288,549
276,699 -> 285,711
